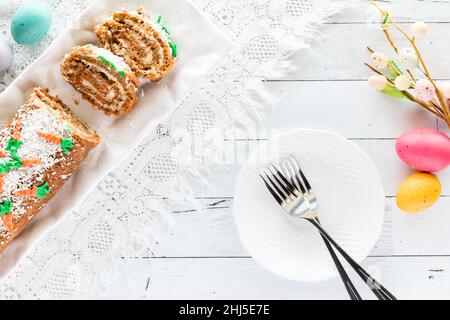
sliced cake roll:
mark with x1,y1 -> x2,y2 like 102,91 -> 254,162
95,8 -> 176,82
0,87 -> 100,252
60,45 -> 139,117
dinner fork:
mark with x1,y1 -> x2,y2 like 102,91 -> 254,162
260,160 -> 361,300
260,157 -> 397,300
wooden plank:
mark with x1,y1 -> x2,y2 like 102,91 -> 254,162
261,81 -> 437,139
194,140 -> 449,197
329,0 -> 450,24
281,23 -> 450,80
154,199 -> 246,258
121,256 -> 450,300
111,1 -> 450,300
148,197 -> 450,258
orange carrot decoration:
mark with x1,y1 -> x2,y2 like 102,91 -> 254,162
0,200 -> 13,234
1,213 -> 14,234
37,131 -> 74,154
14,189 -> 35,198
0,173 -> 5,194
21,159 -> 42,168
11,121 -> 22,141
37,131 -> 61,145
0,150 -> 6,157
14,182 -> 51,199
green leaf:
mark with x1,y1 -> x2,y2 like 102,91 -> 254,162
169,42 -> 177,58
8,153 -> 22,169
0,200 -> 12,216
385,60 -> 402,79
36,182 -> 51,199
379,85 -> 409,99
6,139 -> 22,154
0,163 -> 10,175
61,138 -> 74,155
382,14 -> 390,26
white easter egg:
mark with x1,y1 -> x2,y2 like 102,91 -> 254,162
439,82 -> 450,100
395,75 -> 411,91
412,21 -> 428,38
368,75 -> 388,90
0,37 -> 13,72
397,47 -> 418,70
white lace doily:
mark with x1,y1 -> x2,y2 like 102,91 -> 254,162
0,0 -> 348,299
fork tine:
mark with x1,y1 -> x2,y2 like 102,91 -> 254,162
265,167 -> 291,200
261,169 -> 289,200
268,164 -> 298,196
290,157 -> 312,191
282,159 -> 305,194
279,161 -> 297,192
266,166 -> 292,197
260,173 -> 283,205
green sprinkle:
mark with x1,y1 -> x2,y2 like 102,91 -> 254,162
61,138 -> 74,155
98,55 -> 117,70
8,153 -> 22,170
162,25 -> 170,36
382,14 -> 390,26
6,139 -> 22,154
36,182 -> 51,199
118,71 -> 125,79
0,154 -> 22,174
64,124 -> 73,134
169,42 -> 177,58
0,163 -> 10,175
157,16 -> 162,24
0,200 -> 12,216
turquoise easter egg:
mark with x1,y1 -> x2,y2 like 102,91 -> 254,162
11,0 -> 52,45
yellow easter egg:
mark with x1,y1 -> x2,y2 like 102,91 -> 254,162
396,173 -> 441,213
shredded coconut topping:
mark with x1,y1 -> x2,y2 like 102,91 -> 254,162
87,45 -> 133,73
0,95 -> 70,236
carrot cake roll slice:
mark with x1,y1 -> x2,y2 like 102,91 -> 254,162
0,87 -> 100,252
60,45 -> 139,117
95,8 -> 176,82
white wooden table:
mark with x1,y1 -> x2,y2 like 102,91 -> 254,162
104,1 -> 450,299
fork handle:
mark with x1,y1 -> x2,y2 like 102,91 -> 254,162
306,218 -> 397,300
320,233 -> 361,300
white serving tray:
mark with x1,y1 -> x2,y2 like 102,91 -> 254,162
0,0 -> 232,279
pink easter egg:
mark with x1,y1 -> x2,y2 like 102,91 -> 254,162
396,128 -> 450,172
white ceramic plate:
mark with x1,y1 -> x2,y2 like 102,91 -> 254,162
233,129 -> 385,282
0,0 -> 232,279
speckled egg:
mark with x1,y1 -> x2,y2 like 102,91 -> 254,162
11,0 -> 52,45
397,173 -> 441,213
414,79 -> 435,102
0,37 -> 13,72
396,128 -> 450,172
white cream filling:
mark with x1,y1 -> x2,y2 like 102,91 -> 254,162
76,60 -> 130,111
85,45 -> 132,73
137,12 -> 174,58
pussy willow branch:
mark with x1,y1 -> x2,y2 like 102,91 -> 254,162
370,0 -> 450,127
382,28 -> 398,53
364,63 -> 444,118
406,69 -> 416,82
